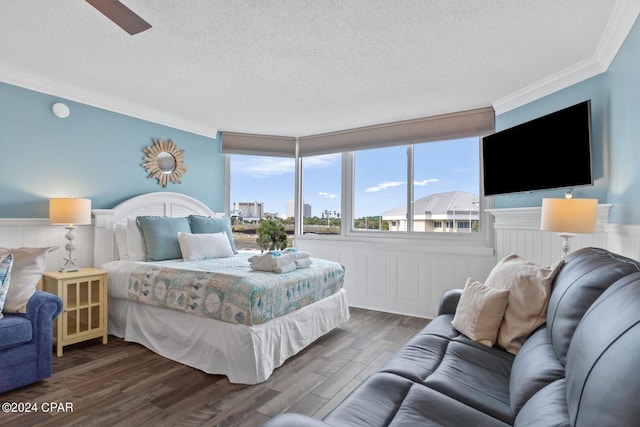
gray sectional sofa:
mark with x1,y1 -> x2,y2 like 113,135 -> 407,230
264,247 -> 640,426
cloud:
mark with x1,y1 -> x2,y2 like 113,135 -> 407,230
366,181 -> 405,192
233,157 -> 295,177
303,153 -> 341,169
365,178 -> 439,192
414,178 -> 439,186
319,192 -> 337,199
232,153 -> 340,178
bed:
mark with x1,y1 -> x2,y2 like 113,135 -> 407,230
92,192 -> 349,384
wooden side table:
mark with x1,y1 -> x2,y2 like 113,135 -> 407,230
41,268 -> 108,356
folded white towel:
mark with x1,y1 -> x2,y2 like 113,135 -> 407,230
249,252 -> 295,272
295,258 -> 313,269
274,262 -> 297,274
282,248 -> 311,260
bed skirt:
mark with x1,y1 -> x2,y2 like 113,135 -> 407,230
108,288 -> 349,384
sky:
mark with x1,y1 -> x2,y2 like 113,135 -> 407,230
230,137 -> 479,218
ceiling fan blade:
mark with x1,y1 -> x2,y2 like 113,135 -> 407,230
85,0 -> 151,35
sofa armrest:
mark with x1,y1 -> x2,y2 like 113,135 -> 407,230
437,288 -> 463,316
262,413 -> 331,427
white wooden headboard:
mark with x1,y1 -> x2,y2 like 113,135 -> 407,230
92,192 -> 217,267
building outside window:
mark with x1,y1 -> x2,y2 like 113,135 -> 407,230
229,154 -> 295,250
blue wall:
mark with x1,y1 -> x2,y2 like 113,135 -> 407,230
494,16 -> 640,225
606,17 -> 640,225
0,82 -> 225,218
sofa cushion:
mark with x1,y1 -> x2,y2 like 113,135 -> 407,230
565,271 -> 640,427
323,372 -> 414,427
514,379 -> 570,427
0,315 -> 32,351
380,314 -> 462,382
423,340 -> 515,424
323,372 -> 510,427
380,333 -> 450,383
416,314 -> 460,339
485,254 -> 563,355
509,327 -> 564,416
547,247 -> 640,363
392,384 -> 511,427
452,277 -> 510,347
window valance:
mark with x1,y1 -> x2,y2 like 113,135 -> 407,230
221,106 -> 494,158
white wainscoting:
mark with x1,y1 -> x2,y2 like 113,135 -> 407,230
488,204 -> 614,266
296,237 -> 496,319
605,223 -> 640,261
3,206 -> 639,319
0,219 -> 94,272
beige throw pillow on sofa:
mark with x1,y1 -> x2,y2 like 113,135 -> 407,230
486,254 -> 563,354
0,247 -> 56,313
452,277 -> 510,347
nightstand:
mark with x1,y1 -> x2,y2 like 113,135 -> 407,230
41,268 -> 108,356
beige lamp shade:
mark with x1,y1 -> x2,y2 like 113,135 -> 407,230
540,198 -> 598,234
49,198 -> 92,225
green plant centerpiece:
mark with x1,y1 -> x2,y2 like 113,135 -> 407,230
256,218 -> 288,251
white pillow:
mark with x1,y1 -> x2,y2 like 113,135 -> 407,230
486,254 -> 564,354
126,218 -> 146,261
0,247 -> 56,313
115,225 -> 129,261
177,232 -> 234,261
452,278 -> 510,347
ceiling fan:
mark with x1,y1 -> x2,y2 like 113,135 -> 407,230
85,0 -> 151,35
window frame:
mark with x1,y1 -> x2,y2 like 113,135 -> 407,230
224,106 -> 495,247
293,145 -> 493,247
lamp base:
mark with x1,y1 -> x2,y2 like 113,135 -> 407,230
60,225 -> 80,273
558,232 -> 576,258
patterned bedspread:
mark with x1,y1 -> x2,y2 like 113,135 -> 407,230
127,253 -> 345,325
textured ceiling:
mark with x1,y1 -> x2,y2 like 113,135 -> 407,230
0,1 -> 635,138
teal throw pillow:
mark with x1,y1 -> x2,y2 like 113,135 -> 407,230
137,216 -> 191,261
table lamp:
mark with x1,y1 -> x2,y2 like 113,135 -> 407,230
540,195 -> 597,258
49,198 -> 92,272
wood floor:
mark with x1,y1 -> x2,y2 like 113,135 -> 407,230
0,308 -> 428,427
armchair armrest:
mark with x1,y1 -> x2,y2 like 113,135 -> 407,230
26,290 -> 63,375
25,290 -> 63,324
437,288 -> 463,316
262,413 -> 331,427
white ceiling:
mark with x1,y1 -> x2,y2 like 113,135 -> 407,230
0,1 -> 638,138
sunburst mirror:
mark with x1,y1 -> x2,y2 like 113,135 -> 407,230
142,138 -> 188,188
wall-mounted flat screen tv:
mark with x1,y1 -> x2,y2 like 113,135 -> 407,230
482,100 -> 593,196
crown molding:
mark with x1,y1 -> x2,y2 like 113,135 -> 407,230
0,65 -> 218,139
493,0 -> 640,116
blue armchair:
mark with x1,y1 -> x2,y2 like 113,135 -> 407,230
0,290 -> 63,393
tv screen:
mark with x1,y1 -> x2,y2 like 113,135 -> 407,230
482,100 -> 593,196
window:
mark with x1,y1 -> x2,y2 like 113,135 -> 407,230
301,153 -> 342,234
353,146 -> 406,231
352,137 -> 480,233
225,107 -> 492,240
229,154 -> 295,250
